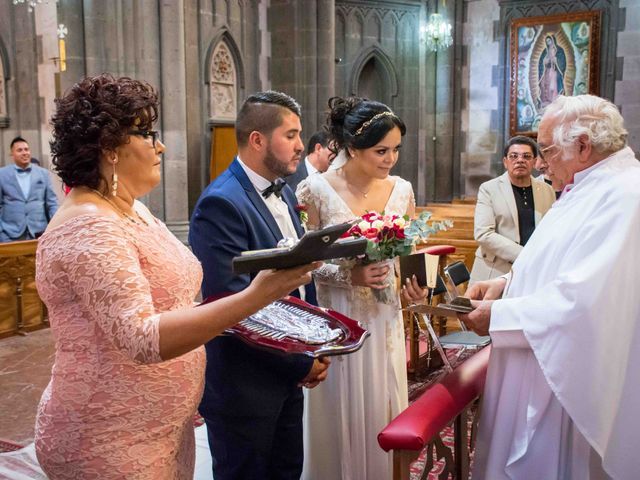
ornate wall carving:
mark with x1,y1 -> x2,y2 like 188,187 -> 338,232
209,41 -> 238,121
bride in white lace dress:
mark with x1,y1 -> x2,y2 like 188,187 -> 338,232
297,97 -> 427,480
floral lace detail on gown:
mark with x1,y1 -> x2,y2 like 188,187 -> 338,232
34,215 -> 205,480
297,173 -> 415,313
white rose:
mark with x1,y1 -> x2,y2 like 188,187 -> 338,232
393,217 -> 406,228
371,220 -> 384,230
358,221 -> 371,231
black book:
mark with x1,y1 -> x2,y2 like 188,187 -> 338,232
399,251 -> 440,289
232,222 -> 367,274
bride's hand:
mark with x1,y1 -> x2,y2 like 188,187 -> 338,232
401,275 -> 428,304
350,262 -> 391,289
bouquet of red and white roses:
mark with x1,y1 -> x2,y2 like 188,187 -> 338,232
341,211 -> 452,303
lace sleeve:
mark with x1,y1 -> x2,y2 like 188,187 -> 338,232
296,177 -> 354,288
313,261 -> 353,288
57,219 -> 163,364
296,179 -> 320,231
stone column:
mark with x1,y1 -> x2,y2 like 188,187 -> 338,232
159,0 -> 190,242
269,0 -> 335,137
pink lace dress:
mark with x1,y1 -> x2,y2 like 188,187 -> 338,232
34,215 -> 206,479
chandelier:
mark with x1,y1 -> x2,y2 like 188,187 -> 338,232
421,12 -> 453,53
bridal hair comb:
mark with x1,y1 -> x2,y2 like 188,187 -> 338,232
354,111 -> 396,136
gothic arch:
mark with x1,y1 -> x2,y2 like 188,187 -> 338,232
348,46 -> 399,106
204,28 -> 245,122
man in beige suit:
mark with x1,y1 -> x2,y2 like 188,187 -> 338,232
470,136 -> 555,282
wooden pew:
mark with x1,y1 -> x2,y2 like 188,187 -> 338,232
417,201 -> 477,271
0,240 -> 47,338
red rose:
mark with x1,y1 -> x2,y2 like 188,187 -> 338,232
295,204 -> 308,212
362,212 -> 379,222
363,228 -> 380,240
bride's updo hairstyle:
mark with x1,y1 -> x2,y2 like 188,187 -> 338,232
327,96 -> 406,155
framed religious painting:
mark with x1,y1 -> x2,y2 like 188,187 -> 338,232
509,11 -> 601,138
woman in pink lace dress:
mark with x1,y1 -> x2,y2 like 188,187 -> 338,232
35,74 -> 317,479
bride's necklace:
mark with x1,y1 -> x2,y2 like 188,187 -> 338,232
349,183 -> 372,198
89,188 -> 149,226
343,169 -> 374,199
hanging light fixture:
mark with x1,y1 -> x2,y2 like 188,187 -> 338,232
421,1 -> 453,53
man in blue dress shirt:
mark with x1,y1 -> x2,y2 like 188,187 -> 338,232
0,137 -> 58,241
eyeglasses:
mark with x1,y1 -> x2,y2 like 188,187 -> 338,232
506,152 -> 534,161
539,144 -> 557,155
128,130 -> 160,147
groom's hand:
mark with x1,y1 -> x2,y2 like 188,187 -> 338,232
299,357 -> 331,389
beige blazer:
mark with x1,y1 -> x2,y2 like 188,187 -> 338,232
470,172 -> 556,282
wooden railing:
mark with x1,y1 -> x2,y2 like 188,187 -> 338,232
379,347 -> 490,480
0,240 -> 47,338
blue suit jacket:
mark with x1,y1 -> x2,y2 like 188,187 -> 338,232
0,165 -> 58,241
189,158 -> 317,417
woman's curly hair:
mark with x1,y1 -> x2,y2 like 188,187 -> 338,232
50,74 -> 159,189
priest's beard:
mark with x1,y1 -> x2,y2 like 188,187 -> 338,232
264,144 -> 298,178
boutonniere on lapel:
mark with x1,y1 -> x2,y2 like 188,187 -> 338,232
295,204 -> 308,228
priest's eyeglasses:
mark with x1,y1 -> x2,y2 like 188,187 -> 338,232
507,152 -> 534,161
128,130 -> 160,147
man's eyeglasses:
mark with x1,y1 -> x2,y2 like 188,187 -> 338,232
506,152 -> 534,161
128,130 -> 160,147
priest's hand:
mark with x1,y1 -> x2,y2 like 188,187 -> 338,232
465,277 -> 507,301
458,300 -> 493,336
299,357 -> 331,389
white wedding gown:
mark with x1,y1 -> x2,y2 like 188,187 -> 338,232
297,173 -> 414,480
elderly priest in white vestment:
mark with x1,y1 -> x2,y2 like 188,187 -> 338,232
460,94 -> 640,480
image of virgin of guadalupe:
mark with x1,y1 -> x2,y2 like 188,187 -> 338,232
537,34 -> 567,108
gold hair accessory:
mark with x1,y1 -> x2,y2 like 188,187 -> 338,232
354,111 -> 396,136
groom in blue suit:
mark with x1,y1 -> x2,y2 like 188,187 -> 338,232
0,137 -> 58,242
189,91 -> 330,480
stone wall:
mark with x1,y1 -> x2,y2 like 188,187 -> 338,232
616,0 -> 640,151
460,0 -> 501,194
334,0 -> 425,198
0,3 -> 42,165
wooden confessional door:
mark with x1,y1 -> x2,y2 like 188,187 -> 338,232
210,125 -> 237,182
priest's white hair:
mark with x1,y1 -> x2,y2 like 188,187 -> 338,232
545,94 -> 628,154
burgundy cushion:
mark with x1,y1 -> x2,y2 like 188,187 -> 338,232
378,346 -> 491,452
423,245 -> 456,256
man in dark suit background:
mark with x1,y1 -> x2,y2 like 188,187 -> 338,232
0,136 -> 58,241
285,129 -> 333,191
189,91 -> 330,480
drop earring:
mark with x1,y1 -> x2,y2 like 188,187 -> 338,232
112,159 -> 118,197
